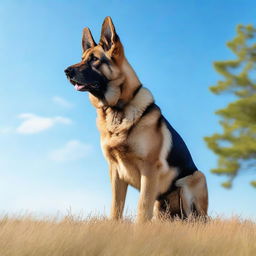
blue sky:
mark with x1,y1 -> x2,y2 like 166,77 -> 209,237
0,0 -> 255,219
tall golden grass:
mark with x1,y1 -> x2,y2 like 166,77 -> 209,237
0,215 -> 255,256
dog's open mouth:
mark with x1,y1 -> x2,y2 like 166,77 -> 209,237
68,78 -> 90,91
74,83 -> 87,91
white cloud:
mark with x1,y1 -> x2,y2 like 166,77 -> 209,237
16,113 -> 72,134
49,140 -> 92,162
52,96 -> 73,108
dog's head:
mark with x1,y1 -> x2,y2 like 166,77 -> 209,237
65,17 -> 127,107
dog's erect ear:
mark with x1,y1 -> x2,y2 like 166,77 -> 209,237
82,27 -> 96,52
99,17 -> 123,57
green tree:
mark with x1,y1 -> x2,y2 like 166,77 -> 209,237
205,24 -> 256,188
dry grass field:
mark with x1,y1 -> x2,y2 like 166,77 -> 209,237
0,215 -> 255,256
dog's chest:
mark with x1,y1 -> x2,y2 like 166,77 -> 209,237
98,106 -> 175,189
101,131 -> 142,188
98,108 -> 139,160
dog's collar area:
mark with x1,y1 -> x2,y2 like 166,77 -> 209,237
133,84 -> 143,98
113,99 -> 126,111
107,84 -> 143,111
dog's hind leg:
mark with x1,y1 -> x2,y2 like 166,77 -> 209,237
154,188 -> 184,220
176,171 -> 208,219
191,171 -> 208,217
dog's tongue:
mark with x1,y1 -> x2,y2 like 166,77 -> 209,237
75,84 -> 84,91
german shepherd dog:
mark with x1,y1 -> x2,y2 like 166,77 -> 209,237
65,17 -> 208,223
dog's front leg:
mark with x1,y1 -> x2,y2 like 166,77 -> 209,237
137,173 -> 158,223
109,167 -> 128,220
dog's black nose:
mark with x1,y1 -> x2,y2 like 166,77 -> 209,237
64,67 -> 75,78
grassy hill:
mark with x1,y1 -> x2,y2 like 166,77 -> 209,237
0,215 -> 255,256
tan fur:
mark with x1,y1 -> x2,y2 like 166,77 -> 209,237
96,92 -> 180,222
68,17 -> 208,222
154,188 -> 182,219
154,171 -> 208,219
176,171 -> 208,217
